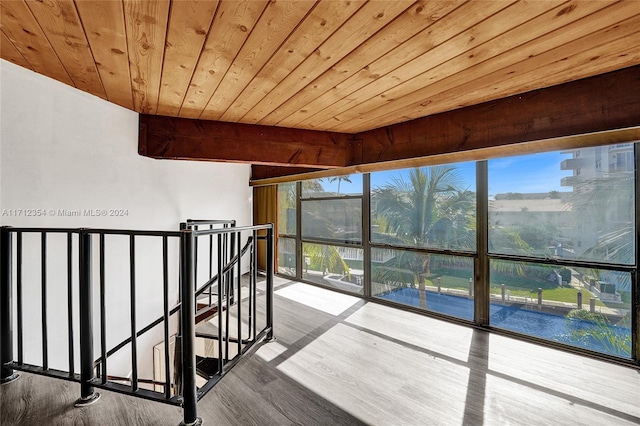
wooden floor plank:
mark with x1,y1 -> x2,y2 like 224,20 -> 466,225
2,278 -> 639,425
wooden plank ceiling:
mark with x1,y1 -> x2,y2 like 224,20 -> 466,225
1,0 -> 639,134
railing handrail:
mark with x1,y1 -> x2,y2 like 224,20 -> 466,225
1,224 -> 272,236
1,226 -> 183,237
192,223 -> 273,237
184,219 -> 236,227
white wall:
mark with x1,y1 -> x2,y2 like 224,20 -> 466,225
0,60 -> 252,381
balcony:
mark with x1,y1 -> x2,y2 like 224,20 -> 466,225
561,175 -> 580,187
608,143 -> 633,154
560,158 -> 581,170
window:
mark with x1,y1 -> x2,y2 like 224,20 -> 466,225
489,150 -> 634,265
275,143 -> 637,362
298,176 -> 364,292
277,237 -> 296,276
302,242 -> 364,294
372,250 -> 474,321
370,162 -> 477,320
301,198 -> 361,243
371,164 -> 476,251
278,182 -> 296,236
488,147 -> 634,358
277,183 -> 297,276
490,260 -> 631,358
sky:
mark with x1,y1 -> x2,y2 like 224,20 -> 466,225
318,151 -> 573,197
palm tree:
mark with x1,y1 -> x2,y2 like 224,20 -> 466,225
304,242 -> 350,277
328,174 -> 352,195
372,166 -> 472,307
570,172 -> 635,296
572,172 -> 634,265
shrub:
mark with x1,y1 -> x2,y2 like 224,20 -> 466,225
559,268 -> 572,284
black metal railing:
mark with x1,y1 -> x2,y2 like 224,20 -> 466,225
0,222 -> 274,425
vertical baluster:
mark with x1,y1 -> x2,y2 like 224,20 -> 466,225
251,230 -> 257,341
208,225 -> 213,307
75,231 -> 99,405
180,229 -> 200,425
266,227 -> 275,342
225,255 -> 230,362
41,232 -> 48,370
229,225 -> 235,305
237,231 -> 242,356
162,236 -> 171,399
217,234 -> 223,374
67,232 -> 75,376
130,235 -> 137,393
194,225 -> 198,294
99,234 -> 107,385
1,227 -> 18,383
17,232 -> 23,366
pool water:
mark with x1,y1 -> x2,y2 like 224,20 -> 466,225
378,288 -> 631,358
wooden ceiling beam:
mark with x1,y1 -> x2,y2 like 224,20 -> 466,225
139,115 -> 352,168
141,65 -> 639,178
356,64 -> 640,165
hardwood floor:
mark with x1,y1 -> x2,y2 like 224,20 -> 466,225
2,277 -> 639,425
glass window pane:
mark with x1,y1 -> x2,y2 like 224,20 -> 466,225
372,249 -> 474,321
488,145 -> 635,264
277,183 -> 296,236
277,237 -> 296,276
490,259 -> 632,358
301,198 -> 362,243
302,174 -> 362,197
302,243 -> 363,294
371,163 -> 477,251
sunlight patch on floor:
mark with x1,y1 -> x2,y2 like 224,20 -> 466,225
277,323 -> 470,425
486,333 -> 640,418
275,283 -> 361,316
345,302 -> 474,362
483,372 -> 639,425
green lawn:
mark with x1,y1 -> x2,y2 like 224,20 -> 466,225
490,271 -> 557,290
426,273 -> 605,306
490,286 -> 605,306
425,275 -> 470,291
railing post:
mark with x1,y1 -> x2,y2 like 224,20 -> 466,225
180,229 -> 201,426
75,231 -> 100,406
1,227 -> 19,384
174,223 -> 187,396
265,226 -> 275,342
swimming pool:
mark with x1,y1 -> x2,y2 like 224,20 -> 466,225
378,288 -> 631,358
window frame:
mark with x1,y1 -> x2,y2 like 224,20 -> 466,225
274,142 -> 639,364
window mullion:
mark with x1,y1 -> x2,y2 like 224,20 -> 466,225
363,173 -> 371,298
476,160 -> 490,326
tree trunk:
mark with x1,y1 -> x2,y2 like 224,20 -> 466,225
418,274 -> 427,309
